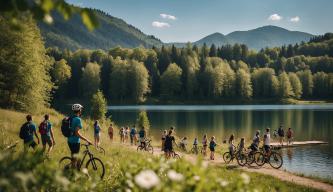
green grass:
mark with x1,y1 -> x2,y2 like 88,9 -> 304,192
0,108 -> 323,191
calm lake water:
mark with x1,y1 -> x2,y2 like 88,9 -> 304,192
108,104 -> 333,180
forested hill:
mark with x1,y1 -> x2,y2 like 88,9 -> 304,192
38,9 -> 163,50
172,26 -> 314,50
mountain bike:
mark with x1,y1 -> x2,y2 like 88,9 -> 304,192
254,146 -> 283,169
223,146 -> 247,166
59,143 -> 105,179
137,139 -> 154,154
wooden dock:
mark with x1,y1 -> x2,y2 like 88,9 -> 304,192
270,140 -> 328,148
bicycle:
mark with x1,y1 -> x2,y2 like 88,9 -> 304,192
190,145 -> 201,154
254,146 -> 283,169
59,143 -> 105,179
96,146 -> 106,155
223,146 -> 247,166
137,139 -> 154,154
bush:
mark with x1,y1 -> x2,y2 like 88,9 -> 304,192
90,90 -> 107,120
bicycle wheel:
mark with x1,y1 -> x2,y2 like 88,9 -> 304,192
137,145 -> 143,151
223,152 -> 232,164
173,153 -> 180,159
147,146 -> 154,154
269,152 -> 283,169
86,157 -> 105,179
236,153 -> 247,166
59,156 -> 73,170
254,152 -> 265,166
246,152 -> 255,165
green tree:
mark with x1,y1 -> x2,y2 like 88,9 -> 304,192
160,63 -> 182,99
127,60 -> 150,102
80,62 -> 101,99
51,59 -> 71,85
0,16 -> 53,111
137,111 -> 150,135
297,70 -> 314,98
278,72 -> 294,98
313,72 -> 329,97
202,65 -> 224,98
288,72 -> 303,99
90,90 -> 107,120
235,69 -> 253,99
252,68 -> 279,98
109,58 -> 128,101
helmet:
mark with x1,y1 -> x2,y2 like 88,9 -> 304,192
72,104 -> 83,111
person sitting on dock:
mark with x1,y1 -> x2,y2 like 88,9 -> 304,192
286,128 -> 294,146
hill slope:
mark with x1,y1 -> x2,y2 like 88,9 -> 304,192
173,26 -> 314,50
38,9 -> 162,50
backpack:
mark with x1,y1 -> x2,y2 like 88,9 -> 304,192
39,121 -> 48,135
61,116 -> 73,137
165,135 -> 173,146
209,141 -> 216,148
278,128 -> 285,137
19,122 -> 33,140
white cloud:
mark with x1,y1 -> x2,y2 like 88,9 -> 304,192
160,13 -> 177,20
290,16 -> 300,23
152,21 -> 170,28
268,14 -> 282,21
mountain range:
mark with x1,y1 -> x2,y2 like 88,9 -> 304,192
38,6 -> 314,51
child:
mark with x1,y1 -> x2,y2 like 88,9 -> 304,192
179,137 -> 188,151
209,136 -> 217,160
228,134 -> 235,156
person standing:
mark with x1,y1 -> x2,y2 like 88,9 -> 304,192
94,120 -> 101,147
119,127 -> 125,143
125,126 -> 129,143
108,123 -> 114,142
209,136 -> 217,160
19,115 -> 40,151
39,114 -> 55,154
138,126 -> 146,148
68,104 -> 93,168
202,134 -> 208,156
161,130 -> 167,151
130,125 -> 137,145
164,130 -> 176,159
277,125 -> 285,146
286,128 -> 294,145
263,128 -> 271,155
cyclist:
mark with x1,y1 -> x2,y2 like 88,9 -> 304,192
68,104 -> 93,168
130,125 -> 137,145
94,120 -> 101,147
209,136 -> 217,160
164,130 -> 176,159
237,137 -> 245,154
249,130 -> 260,152
202,134 -> 208,156
39,114 -> 55,154
138,126 -> 146,148
20,115 -> 40,151
263,128 -> 271,156
179,137 -> 188,151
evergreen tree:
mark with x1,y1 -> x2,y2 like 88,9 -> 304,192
209,44 -> 217,57
137,111 -> 150,134
313,72 -> 329,97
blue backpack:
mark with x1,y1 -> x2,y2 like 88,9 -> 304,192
19,122 -> 33,140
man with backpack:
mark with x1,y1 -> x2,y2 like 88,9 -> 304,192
63,104 -> 92,168
130,125 -> 137,145
39,114 -> 55,154
277,125 -> 285,146
20,115 -> 40,150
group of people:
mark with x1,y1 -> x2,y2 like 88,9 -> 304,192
118,125 -> 141,145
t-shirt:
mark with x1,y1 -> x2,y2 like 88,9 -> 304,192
40,121 -> 52,136
264,133 -> 270,146
253,135 -> 260,146
209,140 -> 217,149
193,139 -> 198,145
130,128 -> 136,136
165,135 -> 175,147
138,130 -> 145,138
68,116 -> 82,143
202,138 -> 207,145
94,124 -> 100,134
24,122 -> 37,143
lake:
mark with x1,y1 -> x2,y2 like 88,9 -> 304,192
108,104 -> 333,180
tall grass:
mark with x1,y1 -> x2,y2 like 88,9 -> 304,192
0,108 -> 321,192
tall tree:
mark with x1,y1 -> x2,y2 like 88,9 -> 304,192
297,70 -> 314,98
278,72 -> 294,98
160,63 -> 182,99
80,62 -> 101,99
288,72 -> 303,99
90,90 -> 107,120
127,60 -> 150,102
235,69 -> 253,99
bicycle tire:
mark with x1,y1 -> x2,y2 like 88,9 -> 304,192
147,146 -> 154,154
137,145 -> 143,151
59,156 -> 73,169
86,157 -> 105,179
236,153 -> 247,166
268,152 -> 283,169
223,152 -> 232,164
173,153 -> 180,159
246,152 -> 255,165
254,152 -> 266,166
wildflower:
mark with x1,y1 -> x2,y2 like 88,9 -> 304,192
240,173 -> 250,184
82,168 -> 89,175
167,170 -> 184,182
220,180 -> 229,187
134,170 -> 160,189
193,175 -> 200,181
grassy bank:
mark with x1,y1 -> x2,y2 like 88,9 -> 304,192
0,108 -> 322,191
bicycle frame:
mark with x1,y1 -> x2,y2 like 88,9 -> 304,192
78,145 -> 96,169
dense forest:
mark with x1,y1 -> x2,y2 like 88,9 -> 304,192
1,13 -> 333,115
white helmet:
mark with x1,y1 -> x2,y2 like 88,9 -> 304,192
72,103 -> 83,111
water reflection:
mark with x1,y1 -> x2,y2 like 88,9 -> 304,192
109,105 -> 333,179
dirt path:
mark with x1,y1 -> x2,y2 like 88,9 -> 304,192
137,145 -> 333,192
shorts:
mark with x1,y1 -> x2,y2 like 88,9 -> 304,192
24,140 -> 37,149
94,133 -> 100,139
264,145 -> 270,153
139,137 -> 145,143
41,135 -> 52,146
68,142 -> 80,154
209,147 -> 215,152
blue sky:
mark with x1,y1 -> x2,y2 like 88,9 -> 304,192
67,0 -> 333,42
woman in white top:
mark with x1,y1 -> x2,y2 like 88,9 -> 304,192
263,128 -> 271,154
